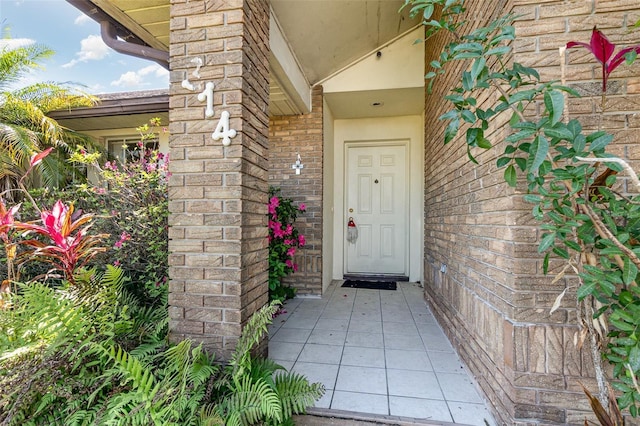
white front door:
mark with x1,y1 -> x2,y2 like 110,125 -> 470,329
345,143 -> 408,275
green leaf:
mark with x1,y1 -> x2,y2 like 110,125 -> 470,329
461,109 -> 476,124
523,194 -> 542,203
497,157 -> 511,168
577,281 -> 596,299
471,57 -> 486,83
422,3 -> 435,20
514,157 -> 526,171
444,119 -> 460,144
610,318 -> 636,332
462,71 -> 474,91
539,232 -> 556,252
543,252 -> 550,274
588,132 -> 614,152
623,256 -> 638,286
528,135 -> 549,174
565,240 -> 581,252
485,46 -> 511,57
466,145 -> 479,164
543,123 -> 573,141
504,164 -> 516,186
552,247 -> 569,259
544,90 -> 564,125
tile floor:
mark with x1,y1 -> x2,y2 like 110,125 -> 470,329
268,281 -> 496,426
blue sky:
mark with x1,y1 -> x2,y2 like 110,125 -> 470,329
1,0 -> 169,94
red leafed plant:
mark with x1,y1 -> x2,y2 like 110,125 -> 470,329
17,200 -> 107,284
567,26 -> 640,92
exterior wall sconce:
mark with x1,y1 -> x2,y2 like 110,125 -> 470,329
292,153 -> 304,175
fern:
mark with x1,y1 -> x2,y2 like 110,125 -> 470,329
214,375 -> 283,426
1,271 -> 323,426
275,371 -> 325,420
228,301 -> 280,381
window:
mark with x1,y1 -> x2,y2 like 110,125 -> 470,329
107,136 -> 159,164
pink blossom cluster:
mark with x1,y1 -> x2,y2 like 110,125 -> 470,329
268,195 -> 306,273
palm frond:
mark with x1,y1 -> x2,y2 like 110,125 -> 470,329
0,43 -> 54,90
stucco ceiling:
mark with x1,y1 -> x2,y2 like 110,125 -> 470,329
66,0 -> 423,118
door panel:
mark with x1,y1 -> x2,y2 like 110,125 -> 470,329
346,143 -> 407,275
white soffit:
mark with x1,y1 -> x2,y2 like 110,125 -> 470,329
322,27 -> 425,94
269,10 -> 311,115
321,26 -> 425,119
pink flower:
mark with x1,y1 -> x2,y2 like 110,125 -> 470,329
293,263 -> 299,272
284,239 -> 294,245
268,196 -> 280,215
284,224 -> 293,236
299,203 -> 306,211
286,259 -> 293,268
298,234 -> 306,246
567,27 -> 640,92
114,231 -> 131,249
114,260 -> 121,266
273,222 -> 285,238
287,247 -> 296,257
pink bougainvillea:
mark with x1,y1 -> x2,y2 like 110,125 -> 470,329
267,187 -> 306,302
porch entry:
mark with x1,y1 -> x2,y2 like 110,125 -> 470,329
345,142 -> 408,277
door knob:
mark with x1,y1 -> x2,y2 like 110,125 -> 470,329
349,208 -> 353,213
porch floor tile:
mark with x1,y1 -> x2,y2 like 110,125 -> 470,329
269,281 -> 497,426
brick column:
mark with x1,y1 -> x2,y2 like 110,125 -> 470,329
168,0 -> 270,359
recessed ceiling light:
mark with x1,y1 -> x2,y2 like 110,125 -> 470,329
371,101 -> 384,107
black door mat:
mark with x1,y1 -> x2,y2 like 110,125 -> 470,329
342,280 -> 397,290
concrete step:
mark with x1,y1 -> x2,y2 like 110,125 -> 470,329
293,408 -> 477,426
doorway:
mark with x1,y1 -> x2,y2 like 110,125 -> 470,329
345,142 -> 408,276
330,115 -> 423,284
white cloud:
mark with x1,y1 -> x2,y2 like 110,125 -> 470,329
111,64 -> 169,88
62,34 -> 110,68
111,71 -> 141,87
74,14 -> 91,25
0,38 -> 35,50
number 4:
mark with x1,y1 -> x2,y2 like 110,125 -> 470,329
212,111 -> 237,146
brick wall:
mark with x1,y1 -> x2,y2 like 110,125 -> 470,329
424,0 -> 640,424
268,87 -> 324,296
168,0 -> 270,360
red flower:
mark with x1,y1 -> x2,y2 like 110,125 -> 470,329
567,27 -> 640,92
0,199 -> 19,240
